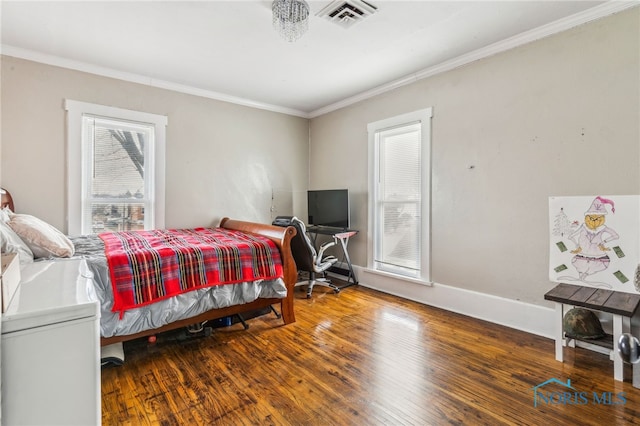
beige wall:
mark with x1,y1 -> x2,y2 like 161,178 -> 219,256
310,8 -> 640,306
0,57 -> 309,232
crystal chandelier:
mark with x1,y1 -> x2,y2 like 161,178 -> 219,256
272,0 -> 310,42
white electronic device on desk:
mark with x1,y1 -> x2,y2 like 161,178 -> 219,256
1,258 -> 101,425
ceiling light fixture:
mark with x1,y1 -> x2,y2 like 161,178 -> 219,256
272,0 -> 310,42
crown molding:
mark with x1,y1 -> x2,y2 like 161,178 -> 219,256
1,1 -> 636,120
308,1 -> 640,118
0,45 -> 310,119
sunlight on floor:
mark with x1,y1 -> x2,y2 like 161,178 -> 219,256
370,307 -> 435,418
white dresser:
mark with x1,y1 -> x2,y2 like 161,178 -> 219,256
1,259 -> 101,425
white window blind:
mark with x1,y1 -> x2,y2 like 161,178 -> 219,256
376,122 -> 422,272
368,108 -> 432,281
82,116 -> 153,234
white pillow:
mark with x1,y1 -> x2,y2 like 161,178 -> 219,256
0,220 -> 34,264
7,213 -> 75,258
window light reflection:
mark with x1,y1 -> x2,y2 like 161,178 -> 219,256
381,311 -> 420,332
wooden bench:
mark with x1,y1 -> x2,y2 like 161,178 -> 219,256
545,283 -> 640,386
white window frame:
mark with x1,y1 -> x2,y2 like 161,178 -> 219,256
65,100 -> 167,235
367,107 -> 432,282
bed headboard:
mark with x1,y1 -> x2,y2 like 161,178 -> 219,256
1,188 -> 14,211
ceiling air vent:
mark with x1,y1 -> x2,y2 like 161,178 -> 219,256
316,0 -> 377,28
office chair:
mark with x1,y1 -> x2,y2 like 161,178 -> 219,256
289,216 -> 341,298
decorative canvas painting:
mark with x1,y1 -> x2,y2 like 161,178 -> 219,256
549,195 -> 639,294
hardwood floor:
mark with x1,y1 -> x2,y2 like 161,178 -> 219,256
101,285 -> 640,425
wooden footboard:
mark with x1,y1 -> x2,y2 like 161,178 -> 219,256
219,217 -> 297,325
100,218 -> 297,346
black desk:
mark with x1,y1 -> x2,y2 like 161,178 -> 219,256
306,226 -> 358,288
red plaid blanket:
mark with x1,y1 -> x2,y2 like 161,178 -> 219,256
99,227 -> 283,315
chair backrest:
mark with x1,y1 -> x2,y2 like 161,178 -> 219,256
289,217 -> 317,273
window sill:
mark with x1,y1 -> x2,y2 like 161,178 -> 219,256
362,267 -> 433,287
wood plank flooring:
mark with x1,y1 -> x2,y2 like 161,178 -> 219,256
101,285 -> 640,425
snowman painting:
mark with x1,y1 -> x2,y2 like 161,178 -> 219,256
565,196 -> 619,285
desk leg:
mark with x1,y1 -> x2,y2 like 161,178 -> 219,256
336,236 -> 357,286
554,302 -> 564,362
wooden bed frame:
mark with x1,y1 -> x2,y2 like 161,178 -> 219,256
0,188 -> 298,346
101,217 -> 298,346
0,188 -> 14,211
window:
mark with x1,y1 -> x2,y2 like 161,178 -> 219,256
65,100 -> 167,235
368,108 -> 432,280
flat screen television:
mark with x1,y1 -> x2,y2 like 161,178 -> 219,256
307,189 -> 350,229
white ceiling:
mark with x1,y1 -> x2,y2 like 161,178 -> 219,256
1,1 -> 632,117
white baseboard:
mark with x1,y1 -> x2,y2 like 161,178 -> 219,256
355,265 -> 556,339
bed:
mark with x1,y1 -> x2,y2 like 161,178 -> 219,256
0,188 -> 297,346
